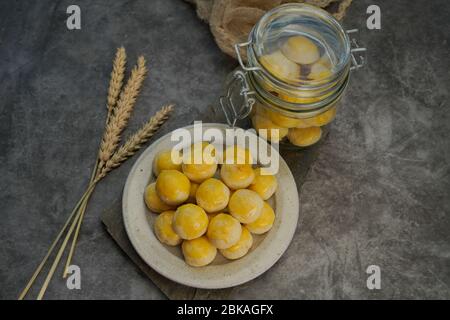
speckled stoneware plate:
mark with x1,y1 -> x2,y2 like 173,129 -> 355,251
122,123 -> 299,289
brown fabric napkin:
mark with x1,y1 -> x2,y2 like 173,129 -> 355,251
101,132 -> 328,299
184,0 -> 353,61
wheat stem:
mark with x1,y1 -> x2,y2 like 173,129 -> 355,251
61,57 -> 149,276
62,190 -> 92,278
62,106 -> 173,276
62,194 -> 90,278
36,183 -> 97,300
18,49 -> 172,299
18,183 -> 95,300
62,159 -> 99,278
20,103 -> 172,299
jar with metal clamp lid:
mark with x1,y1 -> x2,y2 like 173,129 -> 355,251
220,3 -> 366,148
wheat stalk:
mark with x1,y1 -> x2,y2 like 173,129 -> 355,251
61,105 -> 174,280
17,48 -> 130,300
17,184 -> 95,300
18,47 -> 173,300
32,102 -> 173,299
96,104 -> 174,181
107,46 -> 127,116
98,56 -> 147,168
62,48 -> 127,277
36,185 -> 97,300
52,56 -> 153,297
62,179 -> 95,278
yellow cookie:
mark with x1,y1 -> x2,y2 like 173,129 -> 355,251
248,168 -> 278,200
259,50 -> 301,81
294,117 -> 314,128
182,236 -> 217,267
245,202 -> 275,234
182,162 -> 218,184
196,178 -> 230,213
207,213 -> 242,249
266,109 -> 301,128
317,54 -> 332,68
309,61 -> 332,80
182,141 -> 217,164
220,227 -> 253,260
251,114 -> 288,142
304,106 -> 337,127
220,164 -> 255,190
144,183 -> 174,213
152,150 -> 182,176
181,142 -> 217,183
223,145 -> 253,165
228,189 -> 263,224
281,36 -> 320,65
155,170 -> 191,206
287,127 -> 322,147
279,92 -> 321,105
153,211 -> 182,246
254,102 -> 270,117
173,203 -> 209,240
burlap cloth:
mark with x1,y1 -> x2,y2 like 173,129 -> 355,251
184,0 -> 353,61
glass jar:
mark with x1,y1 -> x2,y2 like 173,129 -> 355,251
220,3 -> 365,148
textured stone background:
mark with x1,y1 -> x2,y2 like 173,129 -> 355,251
1,0 -> 449,299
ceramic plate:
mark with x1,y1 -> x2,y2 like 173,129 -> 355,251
122,123 -> 299,289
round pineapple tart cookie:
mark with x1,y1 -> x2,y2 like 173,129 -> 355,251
206,213 -> 242,249
304,106 -> 336,127
251,114 -> 288,142
245,202 -> 275,235
281,35 -> 320,65
155,170 -> 191,206
220,226 -> 253,260
287,126 -> 322,147
182,142 -> 218,183
182,236 -> 217,267
248,168 -> 277,200
223,145 -> 253,165
196,178 -> 230,213
228,189 -> 263,224
152,149 -> 181,176
173,204 -> 209,240
220,164 -> 255,190
144,182 -> 174,213
153,211 -> 181,246
266,109 -> 301,128
259,50 -> 301,81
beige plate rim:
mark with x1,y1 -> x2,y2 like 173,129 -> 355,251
122,123 -> 299,289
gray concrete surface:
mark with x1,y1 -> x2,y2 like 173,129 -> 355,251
1,0 -> 449,299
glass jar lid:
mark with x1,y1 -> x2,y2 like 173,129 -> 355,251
249,3 -> 351,86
